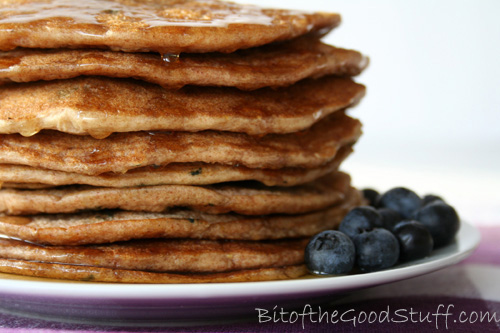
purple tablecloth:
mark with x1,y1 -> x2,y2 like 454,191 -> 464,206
0,226 -> 499,332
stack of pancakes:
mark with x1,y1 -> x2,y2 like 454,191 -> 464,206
0,0 -> 367,283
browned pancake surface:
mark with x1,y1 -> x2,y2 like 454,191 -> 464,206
0,0 -> 339,53
0,187 -> 363,245
0,172 -> 350,215
0,145 -> 352,188
0,237 -> 307,273
0,259 -> 307,283
0,76 -> 365,137
0,38 -> 367,90
0,111 -> 361,175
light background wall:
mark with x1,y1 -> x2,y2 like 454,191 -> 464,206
242,0 -> 500,225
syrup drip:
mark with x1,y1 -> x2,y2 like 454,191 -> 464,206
161,53 -> 180,63
0,216 -> 32,226
0,54 -> 21,69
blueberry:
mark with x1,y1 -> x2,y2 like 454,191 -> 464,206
353,228 -> 400,272
378,187 -> 421,218
393,220 -> 433,261
305,230 -> 356,275
414,201 -> 460,248
338,206 -> 383,239
362,188 -> 379,207
422,194 -> 445,206
378,208 -> 403,231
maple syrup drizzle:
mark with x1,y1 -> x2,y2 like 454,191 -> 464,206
0,0 -> 274,29
161,53 -> 180,63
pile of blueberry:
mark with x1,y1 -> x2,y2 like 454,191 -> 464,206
305,187 -> 460,275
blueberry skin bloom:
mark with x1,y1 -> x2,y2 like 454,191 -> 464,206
378,187 -> 421,219
378,208 -> 403,232
305,230 -> 356,275
338,206 -> 383,239
414,201 -> 460,248
353,228 -> 400,272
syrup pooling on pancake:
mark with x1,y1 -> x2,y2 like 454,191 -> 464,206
0,0 -> 340,53
0,0 -> 273,27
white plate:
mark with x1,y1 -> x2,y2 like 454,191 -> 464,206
0,221 -> 480,326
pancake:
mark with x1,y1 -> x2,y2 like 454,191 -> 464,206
0,0 -> 340,53
0,38 -> 368,90
0,237 -> 307,273
0,183 -> 53,189
0,259 -> 307,283
0,187 -> 363,245
0,111 -> 362,175
0,172 -> 350,215
0,145 -> 352,188
0,76 -> 365,137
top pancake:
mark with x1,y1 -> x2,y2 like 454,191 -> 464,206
0,75 -> 365,137
0,38 -> 368,90
0,0 -> 340,53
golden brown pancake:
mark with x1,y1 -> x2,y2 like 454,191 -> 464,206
0,0 -> 340,53
0,172 -> 350,215
0,76 -> 365,137
0,183 -> 54,189
0,187 -> 362,245
0,259 -> 307,283
0,1 -> 367,286
0,145 -> 352,188
0,38 -> 368,90
0,111 -> 362,175
0,237 -> 307,273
